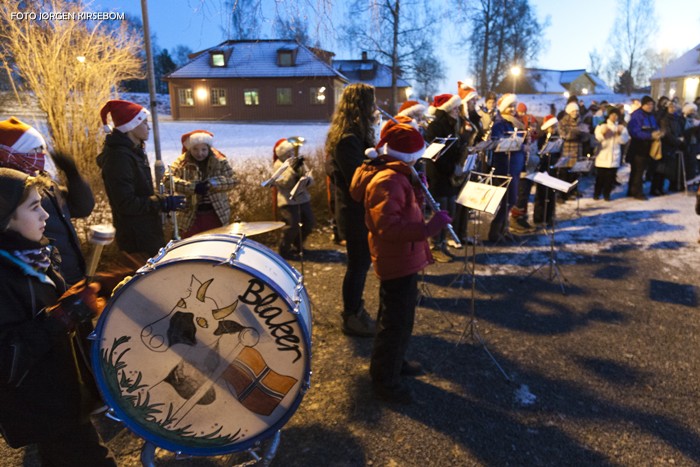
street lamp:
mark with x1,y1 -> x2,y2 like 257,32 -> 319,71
511,66 -> 521,93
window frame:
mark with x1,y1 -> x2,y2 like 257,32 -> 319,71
276,87 -> 293,106
243,89 -> 260,106
178,88 -> 194,107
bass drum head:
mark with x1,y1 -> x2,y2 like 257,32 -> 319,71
91,258 -> 311,456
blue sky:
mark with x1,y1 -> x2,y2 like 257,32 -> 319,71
108,0 -> 699,88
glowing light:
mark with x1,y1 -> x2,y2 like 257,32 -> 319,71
511,66 -> 521,76
196,88 -> 208,100
563,91 -> 570,98
582,88 -> 589,95
76,56 -> 86,63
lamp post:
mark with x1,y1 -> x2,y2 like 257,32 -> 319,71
511,66 -> 521,94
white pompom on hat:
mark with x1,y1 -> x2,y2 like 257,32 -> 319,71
364,123 -> 425,163
565,102 -> 580,115
0,117 -> 46,153
181,130 -> 214,153
497,93 -> 517,113
682,103 -> 697,116
428,93 -> 462,115
100,100 -> 150,134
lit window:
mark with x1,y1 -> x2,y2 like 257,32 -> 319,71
277,88 -> 292,105
211,88 -> 227,106
211,53 -> 225,67
310,87 -> 326,105
244,89 -> 259,106
178,88 -> 194,107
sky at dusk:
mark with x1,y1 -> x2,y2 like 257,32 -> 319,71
108,0 -> 699,89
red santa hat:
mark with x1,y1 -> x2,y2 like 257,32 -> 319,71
565,102 -> 579,115
497,93 -> 517,113
0,117 -> 47,154
428,93 -> 462,115
100,99 -> 150,134
397,100 -> 426,119
380,115 -> 419,139
541,114 -> 558,131
181,130 -> 214,153
273,138 -> 296,161
457,82 -> 478,103
365,123 -> 425,163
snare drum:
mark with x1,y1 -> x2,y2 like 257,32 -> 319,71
91,234 -> 311,456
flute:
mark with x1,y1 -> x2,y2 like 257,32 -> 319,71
409,164 -> 461,248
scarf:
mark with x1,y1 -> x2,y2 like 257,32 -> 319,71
0,144 -> 46,174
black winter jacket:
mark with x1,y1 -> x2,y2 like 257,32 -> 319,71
330,133 -> 371,240
96,131 -> 164,256
0,235 -> 93,447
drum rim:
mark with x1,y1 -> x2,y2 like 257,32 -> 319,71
91,256 -> 312,456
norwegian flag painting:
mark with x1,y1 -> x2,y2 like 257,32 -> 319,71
223,347 -> 298,416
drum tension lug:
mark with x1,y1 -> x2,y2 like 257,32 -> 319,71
219,234 -> 246,267
139,241 -> 176,273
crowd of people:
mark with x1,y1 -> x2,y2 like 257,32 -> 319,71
1,84 -> 700,464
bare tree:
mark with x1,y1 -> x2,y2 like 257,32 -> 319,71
605,0 -> 657,95
0,0 -> 142,185
341,0 -> 443,112
588,48 -> 603,77
463,0 -> 545,94
224,0 -> 263,40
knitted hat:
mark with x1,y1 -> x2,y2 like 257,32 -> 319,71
565,102 -> 579,115
457,82 -> 478,103
181,130 -> 214,153
0,117 -> 47,174
100,100 -> 150,134
640,95 -> 654,107
365,123 -> 425,163
0,167 -> 30,231
397,100 -> 426,119
428,93 -> 462,115
497,93 -> 517,113
682,103 -> 697,116
273,138 -> 295,161
541,115 -> 557,131
516,102 -> 527,114
380,115 -> 418,139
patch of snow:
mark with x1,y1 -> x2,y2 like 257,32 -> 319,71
515,384 -> 537,406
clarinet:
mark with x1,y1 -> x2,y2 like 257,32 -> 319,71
408,165 -> 461,248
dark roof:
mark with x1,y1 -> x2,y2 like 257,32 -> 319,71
332,59 -> 410,88
167,40 -> 347,80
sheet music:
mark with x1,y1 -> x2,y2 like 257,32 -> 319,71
525,171 -> 576,193
570,159 -> 594,173
456,171 -> 510,214
540,139 -> 563,154
462,153 -> 478,174
289,173 -> 312,200
553,156 -> 571,168
495,137 -> 524,152
422,142 -> 446,161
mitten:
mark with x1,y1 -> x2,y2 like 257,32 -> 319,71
160,194 -> 186,212
194,181 -> 210,195
426,210 -> 452,237
50,151 -> 78,175
45,281 -> 102,330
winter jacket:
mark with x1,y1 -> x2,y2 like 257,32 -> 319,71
170,148 -> 236,232
594,121 -> 630,168
272,157 -> 313,207
349,158 -> 432,281
491,113 -> 527,167
41,169 -> 94,285
96,130 -> 164,257
329,133 -> 372,239
627,108 -> 659,158
660,111 -> 684,157
0,235 -> 94,447
423,109 -> 463,197
558,113 -> 588,165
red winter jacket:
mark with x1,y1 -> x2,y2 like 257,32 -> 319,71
350,157 -> 433,280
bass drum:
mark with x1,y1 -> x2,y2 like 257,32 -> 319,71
91,234 -> 311,457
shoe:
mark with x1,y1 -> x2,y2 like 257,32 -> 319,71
509,216 -> 536,235
373,382 -> 413,404
430,248 -> 452,263
633,194 -> 648,200
279,249 -> 299,260
604,195 -> 611,201
400,360 -> 426,377
593,195 -> 600,200
446,238 -> 461,249
342,309 -> 376,337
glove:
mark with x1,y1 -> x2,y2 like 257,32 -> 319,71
50,151 -> 78,175
426,210 -> 452,237
45,280 -> 102,331
161,194 -> 186,212
194,181 -> 210,195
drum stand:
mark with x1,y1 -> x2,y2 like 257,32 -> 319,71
522,187 -> 568,294
140,430 -> 281,466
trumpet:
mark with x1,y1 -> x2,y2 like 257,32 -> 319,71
261,136 -> 305,188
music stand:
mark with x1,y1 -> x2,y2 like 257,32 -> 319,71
450,170 -> 512,381
569,156 -> 594,216
491,131 -> 526,243
522,170 -> 577,294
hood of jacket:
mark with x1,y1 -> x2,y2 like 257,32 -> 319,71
350,157 -> 415,203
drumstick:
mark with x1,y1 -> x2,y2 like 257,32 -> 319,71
170,327 -> 260,427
